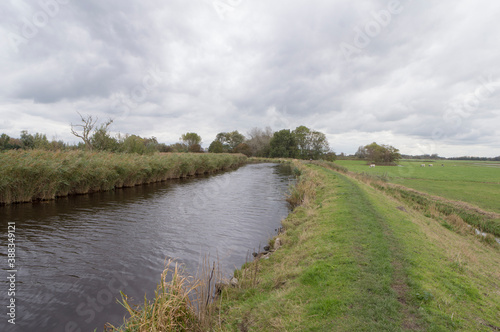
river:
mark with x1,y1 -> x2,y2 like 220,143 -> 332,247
0,163 -> 293,332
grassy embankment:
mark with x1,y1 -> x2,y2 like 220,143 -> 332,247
216,161 -> 500,331
0,150 -> 247,204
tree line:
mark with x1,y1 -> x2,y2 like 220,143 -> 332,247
0,114 -> 335,160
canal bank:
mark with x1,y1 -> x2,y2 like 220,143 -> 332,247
214,161 -> 500,331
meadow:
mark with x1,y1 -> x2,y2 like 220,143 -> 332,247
336,159 -> 500,214
0,150 -> 247,204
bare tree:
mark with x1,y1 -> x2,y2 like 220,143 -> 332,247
71,112 -> 113,150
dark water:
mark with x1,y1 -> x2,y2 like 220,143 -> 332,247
0,163 -> 293,332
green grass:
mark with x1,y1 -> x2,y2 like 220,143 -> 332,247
216,161 -> 500,331
0,150 -> 247,204
335,160 -> 500,214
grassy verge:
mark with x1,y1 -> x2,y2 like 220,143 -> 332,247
0,150 -> 247,204
216,161 -> 500,331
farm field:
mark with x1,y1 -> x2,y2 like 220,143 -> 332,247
335,160 -> 500,214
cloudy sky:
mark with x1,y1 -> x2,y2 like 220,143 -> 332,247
1,0 -> 499,157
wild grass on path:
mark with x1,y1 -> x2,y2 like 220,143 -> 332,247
0,150 -> 247,204
216,162 -> 500,331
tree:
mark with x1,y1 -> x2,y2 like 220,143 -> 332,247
309,131 -> 330,159
246,127 -> 273,157
20,130 -> 35,149
169,142 -> 188,153
213,131 -> 245,153
269,129 -> 297,158
293,125 -> 311,158
0,133 -> 10,150
355,146 -> 367,159
233,143 -> 252,156
91,123 -> 118,151
33,133 -> 50,150
181,132 -> 202,151
292,126 -> 330,160
208,140 -> 224,153
360,142 -> 401,164
70,112 -> 99,150
188,143 -> 203,153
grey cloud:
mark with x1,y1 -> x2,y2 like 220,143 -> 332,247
1,0 -> 499,156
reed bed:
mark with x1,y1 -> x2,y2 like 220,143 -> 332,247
0,150 -> 247,204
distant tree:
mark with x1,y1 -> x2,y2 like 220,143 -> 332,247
181,132 -> 202,151
188,143 -> 203,153
119,134 -> 156,154
360,142 -> 401,164
306,130 -> 330,160
233,143 -> 252,156
144,136 -> 160,153
20,130 -> 35,149
208,140 -> 224,153
213,131 -> 245,152
355,146 -> 367,159
169,142 -> 188,153
91,122 -> 118,151
246,127 -> 273,157
292,126 -> 330,160
0,133 -> 11,150
293,125 -> 311,158
156,143 -> 172,153
323,151 -> 337,162
70,112 -> 100,150
269,129 -> 297,158
33,133 -> 50,150
49,140 -> 66,151
8,138 -> 22,150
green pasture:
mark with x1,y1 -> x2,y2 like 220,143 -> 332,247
336,160 -> 500,214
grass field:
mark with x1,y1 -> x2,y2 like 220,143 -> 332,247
216,161 -> 500,331
0,150 -> 247,204
336,159 -> 500,214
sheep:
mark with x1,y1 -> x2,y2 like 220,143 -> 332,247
369,164 -> 376,168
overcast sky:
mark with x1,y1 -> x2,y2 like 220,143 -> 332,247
1,0 -> 499,157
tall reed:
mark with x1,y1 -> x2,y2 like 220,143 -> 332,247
0,150 -> 247,204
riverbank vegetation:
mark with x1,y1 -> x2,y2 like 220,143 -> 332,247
0,150 -> 246,204
215,161 -> 500,331
105,259 -> 218,332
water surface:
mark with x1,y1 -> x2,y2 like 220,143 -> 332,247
0,163 -> 292,331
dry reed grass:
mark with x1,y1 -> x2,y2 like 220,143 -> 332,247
106,258 -> 225,332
